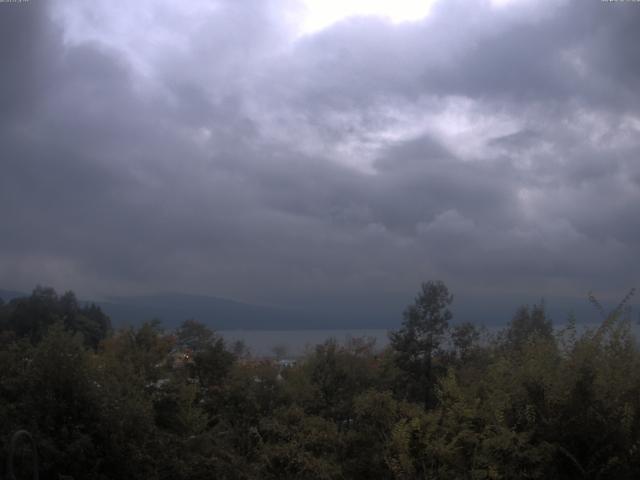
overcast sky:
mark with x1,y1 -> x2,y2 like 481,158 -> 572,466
1,0 -> 639,316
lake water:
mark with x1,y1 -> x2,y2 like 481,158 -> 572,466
220,321 -> 640,358
219,329 -> 390,357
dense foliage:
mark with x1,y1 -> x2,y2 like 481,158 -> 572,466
1,284 -> 639,479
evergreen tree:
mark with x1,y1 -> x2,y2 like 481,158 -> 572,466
390,280 -> 453,408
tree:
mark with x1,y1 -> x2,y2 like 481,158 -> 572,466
504,302 -> 553,352
390,281 -> 453,409
301,338 -> 378,421
176,318 -> 215,351
7,286 -> 60,343
1,287 -> 111,348
193,338 -> 235,389
78,302 -> 112,349
258,405 -> 343,480
450,321 -> 481,361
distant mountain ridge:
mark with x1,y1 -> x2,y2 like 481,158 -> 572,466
0,289 -> 397,330
97,293 -> 313,330
2,288 -> 633,331
0,289 -> 26,302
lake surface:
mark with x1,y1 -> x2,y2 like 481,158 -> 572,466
220,321 -> 640,358
219,329 -> 390,357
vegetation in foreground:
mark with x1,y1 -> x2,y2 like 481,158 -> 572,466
1,283 -> 639,479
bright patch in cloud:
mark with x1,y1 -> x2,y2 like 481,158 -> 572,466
299,0 -> 435,33
490,0 -> 517,7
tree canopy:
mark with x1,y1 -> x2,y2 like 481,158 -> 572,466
389,280 -> 454,407
1,284 -> 639,479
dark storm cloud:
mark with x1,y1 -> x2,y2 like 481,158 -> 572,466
0,1 -> 60,123
1,0 -> 639,312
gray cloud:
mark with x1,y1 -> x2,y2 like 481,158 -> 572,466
1,0 -> 639,321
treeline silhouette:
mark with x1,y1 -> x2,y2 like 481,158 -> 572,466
0,283 -> 639,479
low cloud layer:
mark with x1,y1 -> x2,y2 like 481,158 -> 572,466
1,0 -> 639,316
